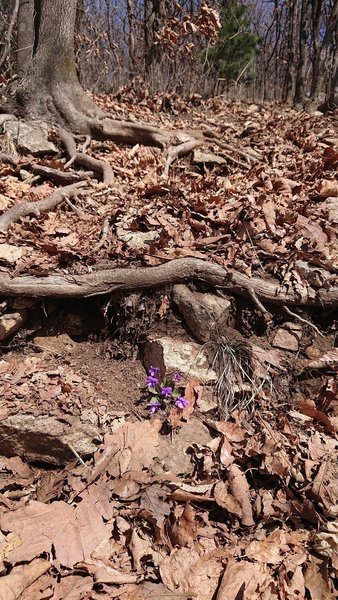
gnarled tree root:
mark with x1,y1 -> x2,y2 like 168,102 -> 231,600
0,257 -> 336,307
0,182 -> 87,233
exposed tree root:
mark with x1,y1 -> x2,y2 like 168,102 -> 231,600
59,129 -> 114,185
0,257 -> 336,307
164,138 -> 202,178
30,164 -> 87,185
11,81 -> 257,174
0,114 -> 18,126
0,182 -> 87,233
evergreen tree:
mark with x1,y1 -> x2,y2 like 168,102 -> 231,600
207,0 -> 258,84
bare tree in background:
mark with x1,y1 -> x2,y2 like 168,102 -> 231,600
0,0 -> 337,107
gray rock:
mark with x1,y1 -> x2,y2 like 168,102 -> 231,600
192,148 -> 227,166
0,243 -> 23,264
0,414 -> 100,464
154,417 -> 213,476
116,226 -> 159,250
0,310 -> 27,341
143,335 -> 216,383
4,120 -> 58,155
172,284 -> 231,342
272,322 -> 302,352
33,333 -> 77,354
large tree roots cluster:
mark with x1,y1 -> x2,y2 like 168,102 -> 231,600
0,87 -> 336,318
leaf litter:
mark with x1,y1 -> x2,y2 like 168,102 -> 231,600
0,92 -> 337,598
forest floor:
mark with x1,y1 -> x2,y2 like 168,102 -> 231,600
0,89 -> 337,599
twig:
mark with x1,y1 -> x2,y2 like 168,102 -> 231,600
67,443 -> 87,467
210,137 -> 261,163
94,216 -> 111,250
247,287 -> 272,322
282,305 -> 324,337
218,150 -> 250,169
64,196 -> 86,219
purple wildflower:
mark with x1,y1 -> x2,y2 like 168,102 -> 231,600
149,401 -> 161,413
148,366 -> 160,378
161,386 -> 173,397
173,372 -> 183,382
175,397 -> 189,409
147,375 -> 159,387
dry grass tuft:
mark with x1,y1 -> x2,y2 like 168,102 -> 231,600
205,330 -> 268,418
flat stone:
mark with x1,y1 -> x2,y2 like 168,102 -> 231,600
192,148 -> 227,166
4,120 -> 58,155
33,333 -> 77,354
116,227 -> 160,250
0,414 -> 100,464
0,310 -> 27,341
272,326 -> 300,351
143,335 -> 217,383
172,284 -> 231,342
154,417 -> 213,476
0,243 -> 23,264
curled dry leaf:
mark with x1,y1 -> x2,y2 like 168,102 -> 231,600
0,558 -> 50,600
317,180 -> 338,198
168,503 -> 197,547
299,399 -> 336,433
214,481 -> 242,519
227,464 -> 254,526
312,520 -> 338,559
216,557 -> 275,600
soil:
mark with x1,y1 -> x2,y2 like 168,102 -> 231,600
2,333 -> 146,420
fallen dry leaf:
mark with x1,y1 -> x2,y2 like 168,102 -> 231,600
0,558 -> 50,600
168,503 -> 197,547
214,481 -> 242,518
1,488 -> 112,568
216,557 -> 275,600
89,419 -> 161,482
299,399 -> 336,433
227,464 -> 254,526
160,547 -> 223,600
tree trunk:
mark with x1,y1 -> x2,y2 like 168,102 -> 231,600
294,0 -> 308,104
127,0 -> 136,80
144,0 -> 168,89
17,0 -> 34,76
14,0 -> 103,131
309,0 -> 323,100
9,0 -> 206,154
283,0 -> 297,102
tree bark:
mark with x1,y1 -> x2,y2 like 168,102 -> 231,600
144,0 -> 168,89
17,0 -> 34,76
294,0 -> 308,104
14,0 -> 103,130
0,258 -> 336,308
